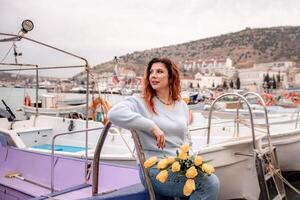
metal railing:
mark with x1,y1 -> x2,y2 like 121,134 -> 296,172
0,31 -> 91,180
50,126 -> 103,192
238,92 -> 273,149
207,93 -> 256,148
92,122 -> 156,199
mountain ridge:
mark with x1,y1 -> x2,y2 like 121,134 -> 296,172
82,25 -> 300,77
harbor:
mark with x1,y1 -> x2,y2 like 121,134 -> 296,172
1,2 -> 300,199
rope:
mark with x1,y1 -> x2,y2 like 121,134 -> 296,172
118,129 -> 136,158
269,163 -> 300,195
237,119 -> 269,134
189,119 -> 236,132
110,128 -> 135,158
0,44 -> 13,62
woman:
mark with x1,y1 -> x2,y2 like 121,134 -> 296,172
108,58 -> 219,199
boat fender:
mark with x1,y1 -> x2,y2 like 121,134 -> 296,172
91,97 -> 111,124
24,95 -> 32,106
258,93 -> 276,106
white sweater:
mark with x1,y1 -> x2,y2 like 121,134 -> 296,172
108,95 -> 189,158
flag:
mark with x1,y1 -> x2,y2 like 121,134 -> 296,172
112,63 -> 120,85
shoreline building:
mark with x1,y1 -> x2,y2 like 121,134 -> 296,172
238,61 -> 297,91
183,57 -> 234,77
181,73 -> 224,90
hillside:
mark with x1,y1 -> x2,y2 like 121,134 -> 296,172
82,26 -> 300,77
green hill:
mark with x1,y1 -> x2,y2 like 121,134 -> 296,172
77,26 -> 300,78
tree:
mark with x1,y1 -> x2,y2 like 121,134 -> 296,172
229,80 -> 234,88
263,73 -> 271,90
236,77 -> 241,89
223,80 -> 228,90
265,73 -> 270,84
276,72 -> 281,83
183,68 -> 187,77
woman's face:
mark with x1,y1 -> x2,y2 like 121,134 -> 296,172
149,62 -> 169,92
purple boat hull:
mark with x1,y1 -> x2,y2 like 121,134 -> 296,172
0,144 -> 141,199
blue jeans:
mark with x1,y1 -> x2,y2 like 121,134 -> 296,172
140,167 -> 220,200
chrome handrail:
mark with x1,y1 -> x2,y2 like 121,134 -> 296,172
51,126 -> 103,193
91,122 -> 156,199
131,130 -> 156,200
92,122 -> 112,195
207,93 -> 256,148
239,92 -> 273,149
0,31 -> 91,183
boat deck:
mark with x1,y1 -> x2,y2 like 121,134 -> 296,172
0,145 -> 141,200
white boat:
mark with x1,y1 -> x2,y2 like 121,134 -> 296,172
0,95 -> 289,199
190,91 -> 300,175
23,93 -> 86,118
192,134 -> 264,199
70,85 -> 93,93
106,87 -> 121,94
0,22 -> 146,200
120,87 -> 134,96
181,91 -> 199,104
97,82 -> 108,93
0,115 -> 135,163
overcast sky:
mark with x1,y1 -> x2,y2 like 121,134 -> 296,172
1,0 -> 300,78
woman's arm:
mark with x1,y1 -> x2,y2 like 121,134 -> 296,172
108,96 -> 165,149
108,97 -> 155,133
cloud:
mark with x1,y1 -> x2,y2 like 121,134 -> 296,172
1,0 -> 300,77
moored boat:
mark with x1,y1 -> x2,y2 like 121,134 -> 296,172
23,93 -> 86,118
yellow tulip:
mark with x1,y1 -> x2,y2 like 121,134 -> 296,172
143,156 -> 158,168
180,143 -> 190,153
185,166 -> 198,178
171,161 -> 181,172
166,156 -> 175,164
202,163 -> 215,175
178,151 -> 188,160
157,159 -> 170,170
194,156 -> 203,166
183,179 -> 196,196
156,170 -> 168,183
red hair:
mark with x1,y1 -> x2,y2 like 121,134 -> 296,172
143,58 -> 181,114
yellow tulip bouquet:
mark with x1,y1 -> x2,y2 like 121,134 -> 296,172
143,144 -> 215,197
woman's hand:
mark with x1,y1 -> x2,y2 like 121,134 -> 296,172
189,109 -> 193,125
151,125 -> 165,149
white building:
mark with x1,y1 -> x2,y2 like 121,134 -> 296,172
194,73 -> 224,89
238,63 -> 293,91
181,73 -> 225,89
183,58 -> 234,76
253,61 -> 295,71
